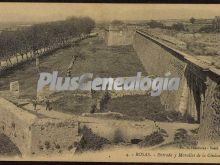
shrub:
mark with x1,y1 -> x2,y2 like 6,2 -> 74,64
148,20 -> 164,28
190,17 -> 196,24
113,129 -> 125,144
75,126 -> 110,153
55,144 -> 60,149
199,25 -> 213,33
90,104 -> 96,114
190,128 -> 199,134
111,20 -> 124,25
174,128 -> 198,147
171,23 -> 185,31
44,141 -> 50,149
183,114 -> 196,123
139,130 -> 166,147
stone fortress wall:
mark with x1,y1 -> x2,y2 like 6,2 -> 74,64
132,30 -> 220,145
0,97 -> 80,156
0,27 -> 220,155
0,97 -> 36,155
133,31 -> 188,117
30,119 -> 79,156
105,24 -> 135,46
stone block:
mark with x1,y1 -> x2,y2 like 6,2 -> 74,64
10,81 -> 19,96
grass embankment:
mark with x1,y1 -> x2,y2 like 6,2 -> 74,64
0,48 -> 73,98
0,37 -> 145,97
52,37 -> 150,115
0,36 -> 187,122
1,37 -> 159,117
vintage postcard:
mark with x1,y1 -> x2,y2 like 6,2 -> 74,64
0,3 -> 220,163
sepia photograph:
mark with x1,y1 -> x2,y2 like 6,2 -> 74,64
0,3 -> 219,163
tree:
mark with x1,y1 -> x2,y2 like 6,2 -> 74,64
199,25 -> 213,33
148,20 -> 164,28
172,23 -> 185,31
190,17 -> 196,24
111,20 -> 124,25
0,16 -> 96,63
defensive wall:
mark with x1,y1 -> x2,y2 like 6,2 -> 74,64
132,30 -> 220,145
0,28 -> 220,152
0,97 -> 80,157
105,25 -> 135,46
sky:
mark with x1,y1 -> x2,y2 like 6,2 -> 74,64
0,3 -> 220,23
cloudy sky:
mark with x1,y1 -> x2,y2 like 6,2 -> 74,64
0,3 -> 220,23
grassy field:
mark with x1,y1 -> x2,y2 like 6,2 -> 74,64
107,95 -> 187,122
51,92 -> 94,115
107,95 -> 164,120
1,36 -> 162,118
0,37 -> 146,99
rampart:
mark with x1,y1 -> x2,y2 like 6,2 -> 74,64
0,97 -> 80,156
105,26 -> 135,46
0,97 -> 36,155
133,30 -> 220,145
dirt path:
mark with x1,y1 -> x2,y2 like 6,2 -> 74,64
23,103 -> 75,119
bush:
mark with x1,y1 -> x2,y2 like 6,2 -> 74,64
174,128 -> 198,147
75,126 -> 110,153
183,113 -> 197,123
171,23 -> 185,31
199,25 -> 213,33
111,20 -> 124,25
166,111 -> 184,121
44,141 -> 50,150
99,91 -> 111,112
139,130 -> 166,147
190,128 -> 199,134
90,104 -> 96,114
190,17 -> 196,24
113,129 -> 125,144
204,47 -> 219,56
148,20 -> 164,28
146,108 -> 184,122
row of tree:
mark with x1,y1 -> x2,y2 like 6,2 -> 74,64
147,19 -> 215,33
147,17 -> 197,31
147,17 -> 218,33
147,20 -> 186,31
0,17 -> 95,64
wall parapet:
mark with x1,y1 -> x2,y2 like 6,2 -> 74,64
136,30 -> 220,82
134,30 -> 220,145
0,97 -> 37,155
0,97 -> 80,157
